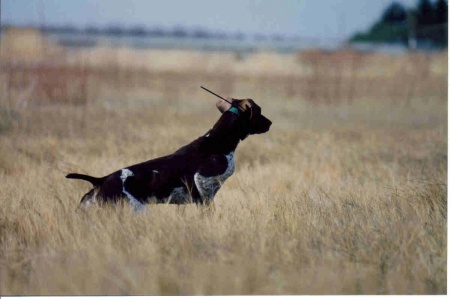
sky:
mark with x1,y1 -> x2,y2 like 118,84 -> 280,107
2,0 -> 420,39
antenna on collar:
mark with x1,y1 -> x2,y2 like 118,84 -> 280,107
200,86 -> 244,112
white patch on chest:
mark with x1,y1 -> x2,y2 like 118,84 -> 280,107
120,168 -> 146,212
194,152 -> 235,203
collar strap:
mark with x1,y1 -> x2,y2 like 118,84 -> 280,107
228,107 -> 240,115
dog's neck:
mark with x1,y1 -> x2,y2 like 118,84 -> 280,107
174,112 -> 243,157
204,130 -> 241,154
202,111 -> 245,154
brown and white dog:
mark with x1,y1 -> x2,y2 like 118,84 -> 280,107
66,98 -> 272,211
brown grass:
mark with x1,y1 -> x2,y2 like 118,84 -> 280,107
0,43 -> 447,295
0,27 -> 64,62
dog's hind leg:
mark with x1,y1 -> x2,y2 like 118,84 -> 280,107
77,188 -> 98,211
120,169 -> 148,213
125,194 -> 147,213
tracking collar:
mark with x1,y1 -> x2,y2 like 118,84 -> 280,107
228,107 -> 240,115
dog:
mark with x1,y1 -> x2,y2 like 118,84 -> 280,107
66,98 -> 272,211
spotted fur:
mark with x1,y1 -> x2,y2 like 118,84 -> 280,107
167,187 -> 189,204
78,188 -> 98,211
194,152 -> 235,203
120,168 -> 146,212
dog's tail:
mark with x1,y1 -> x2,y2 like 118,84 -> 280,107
66,173 -> 104,186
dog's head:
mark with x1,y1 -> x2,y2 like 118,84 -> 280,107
216,98 -> 272,140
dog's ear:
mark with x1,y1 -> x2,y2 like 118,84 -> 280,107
236,99 -> 261,125
216,98 -> 232,113
234,98 -> 271,135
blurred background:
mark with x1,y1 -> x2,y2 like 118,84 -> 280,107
0,0 -> 447,113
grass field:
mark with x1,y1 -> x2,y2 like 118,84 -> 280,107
0,33 -> 447,294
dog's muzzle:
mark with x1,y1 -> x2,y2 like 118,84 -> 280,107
254,114 -> 271,134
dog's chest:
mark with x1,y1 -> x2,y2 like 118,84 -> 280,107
216,152 -> 235,182
194,152 -> 235,201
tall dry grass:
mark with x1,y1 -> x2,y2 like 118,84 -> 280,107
0,34 -> 447,294
0,94 -> 446,295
